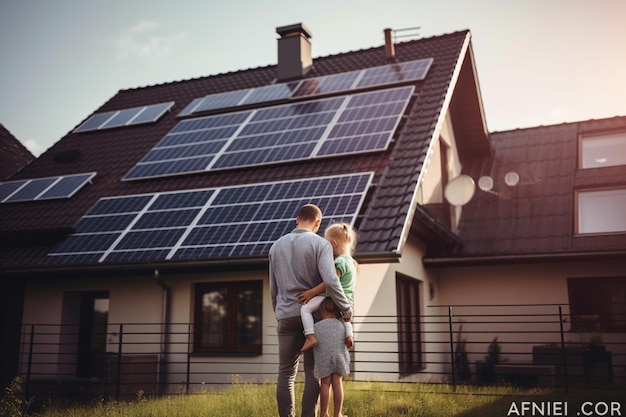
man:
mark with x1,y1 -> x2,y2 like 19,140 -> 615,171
269,204 -> 352,417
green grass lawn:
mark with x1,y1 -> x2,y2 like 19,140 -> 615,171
9,379 -> 625,417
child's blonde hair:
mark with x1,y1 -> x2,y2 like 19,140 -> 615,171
324,223 -> 357,254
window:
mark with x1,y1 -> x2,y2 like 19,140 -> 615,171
76,291 -> 109,378
396,273 -> 423,374
568,277 -> 626,332
580,131 -> 626,169
194,281 -> 262,354
577,188 -> 626,234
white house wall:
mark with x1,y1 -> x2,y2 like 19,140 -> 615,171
353,236 -> 442,382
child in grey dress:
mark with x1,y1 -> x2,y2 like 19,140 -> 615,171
313,297 -> 350,417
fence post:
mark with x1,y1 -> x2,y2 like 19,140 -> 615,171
116,323 -> 124,401
448,306 -> 456,391
186,323 -> 192,394
25,324 -> 35,400
558,306 -> 569,395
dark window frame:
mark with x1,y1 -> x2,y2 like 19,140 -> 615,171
396,273 -> 423,374
567,277 -> 626,332
193,280 -> 263,355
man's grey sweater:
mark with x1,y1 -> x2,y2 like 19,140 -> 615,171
269,228 -> 352,321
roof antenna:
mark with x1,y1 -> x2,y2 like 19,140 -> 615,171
393,26 -> 422,41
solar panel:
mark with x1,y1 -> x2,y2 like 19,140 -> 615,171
240,83 -> 298,105
128,102 -> 175,125
314,87 -> 413,157
74,102 -> 174,132
74,112 -> 117,133
124,86 -> 414,180
100,108 -> 142,129
0,180 -> 28,202
356,58 -> 433,88
193,90 -> 251,113
291,71 -> 360,98
178,58 -> 432,116
1,172 -> 96,203
45,172 -> 373,265
38,173 -> 97,200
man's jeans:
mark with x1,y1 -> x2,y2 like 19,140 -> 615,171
276,316 -> 319,417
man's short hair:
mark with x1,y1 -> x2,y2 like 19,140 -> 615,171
298,204 -> 322,223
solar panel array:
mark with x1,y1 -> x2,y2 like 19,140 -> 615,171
123,86 -> 414,180
74,102 -> 174,133
178,58 -> 433,116
45,172 -> 373,265
0,173 -> 96,203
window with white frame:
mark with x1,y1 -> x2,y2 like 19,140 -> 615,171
580,131 -> 626,169
577,188 -> 626,234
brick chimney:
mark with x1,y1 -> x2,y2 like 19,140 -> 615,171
384,28 -> 396,61
276,23 -> 313,81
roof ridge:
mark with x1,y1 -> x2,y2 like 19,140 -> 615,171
120,29 -> 473,93
490,114 -> 626,134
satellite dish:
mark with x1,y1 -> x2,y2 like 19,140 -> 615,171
478,176 -> 494,192
444,174 -> 475,206
505,172 -> 520,187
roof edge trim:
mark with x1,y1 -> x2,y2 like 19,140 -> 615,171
395,31 -> 472,256
423,250 -> 626,267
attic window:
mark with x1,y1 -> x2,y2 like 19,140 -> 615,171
0,172 -> 96,203
577,188 -> 626,234
580,131 -> 626,169
74,101 -> 174,133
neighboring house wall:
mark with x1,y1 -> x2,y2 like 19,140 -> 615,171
432,258 -> 626,381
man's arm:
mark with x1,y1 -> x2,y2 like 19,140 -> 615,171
318,242 -> 352,318
268,253 -> 277,312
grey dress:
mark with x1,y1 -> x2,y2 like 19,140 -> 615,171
313,318 -> 350,379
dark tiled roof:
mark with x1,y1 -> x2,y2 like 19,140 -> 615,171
453,116 -> 626,260
0,123 -> 34,180
0,30 -> 472,271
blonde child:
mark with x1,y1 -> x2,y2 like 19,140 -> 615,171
313,297 -> 350,417
298,223 -> 357,352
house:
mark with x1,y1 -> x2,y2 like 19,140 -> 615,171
0,122 -> 34,387
0,123 -> 34,180
1,23 -> 624,394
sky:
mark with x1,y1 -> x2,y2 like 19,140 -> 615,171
1,0 -> 625,157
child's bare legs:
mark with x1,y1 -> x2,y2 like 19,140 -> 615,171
319,373 -> 345,417
300,295 -> 325,352
331,373 -> 344,417
301,333 -> 318,352
319,375 -> 332,417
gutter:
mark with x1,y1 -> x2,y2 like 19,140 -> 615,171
423,250 -> 626,267
154,268 -> 171,395
0,256 -> 270,278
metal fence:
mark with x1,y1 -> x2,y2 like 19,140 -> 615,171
14,304 -> 626,402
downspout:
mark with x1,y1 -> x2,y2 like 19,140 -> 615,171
154,268 -> 171,394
